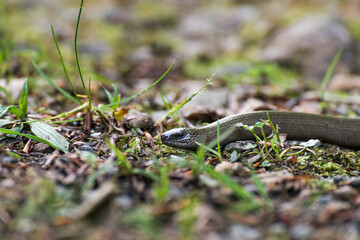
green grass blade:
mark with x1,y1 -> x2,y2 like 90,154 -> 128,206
195,141 -> 221,157
103,86 -> 114,104
32,61 -> 82,105
7,107 -> 22,119
51,24 -> 79,102
95,59 -> 176,111
74,0 -> 88,97
320,47 -> 344,101
39,102 -> 88,121
112,84 -> 118,99
204,164 -> 255,202
18,78 -> 29,120
162,73 -> 212,121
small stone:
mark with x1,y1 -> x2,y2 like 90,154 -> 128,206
122,111 -> 154,130
215,161 -> 234,175
33,143 -> 53,153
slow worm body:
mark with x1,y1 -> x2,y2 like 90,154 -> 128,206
161,111 -> 360,150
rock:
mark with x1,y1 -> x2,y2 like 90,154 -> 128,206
215,161 -> 234,175
122,110 -> 154,130
261,15 -> 356,81
33,143 -> 53,153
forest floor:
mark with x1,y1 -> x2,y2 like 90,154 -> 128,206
1,0 -> 360,239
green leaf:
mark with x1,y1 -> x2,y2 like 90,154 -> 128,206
0,105 -> 22,119
321,47 -> 344,100
0,105 -> 10,118
112,84 -> 118,99
103,87 -> 114,103
19,78 -> 29,120
0,127 -> 67,152
29,121 -> 69,153
8,106 -> 23,119
0,119 -> 11,127
95,59 -> 177,111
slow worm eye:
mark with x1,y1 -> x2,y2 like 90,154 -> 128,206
176,133 -> 185,138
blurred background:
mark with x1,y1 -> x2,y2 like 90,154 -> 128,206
1,0 -> 360,112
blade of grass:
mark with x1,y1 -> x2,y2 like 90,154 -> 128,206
320,47 -> 344,107
160,91 -> 172,110
202,161 -> 255,202
94,59 -> 177,111
162,73 -> 213,121
18,78 -> 29,120
50,117 -> 83,124
74,0 -> 88,98
38,102 -> 88,122
51,24 -> 79,102
190,151 -> 258,206
195,142 -> 221,157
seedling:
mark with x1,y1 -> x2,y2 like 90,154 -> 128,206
0,79 -> 70,152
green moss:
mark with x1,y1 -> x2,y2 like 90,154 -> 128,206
294,147 -> 360,177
